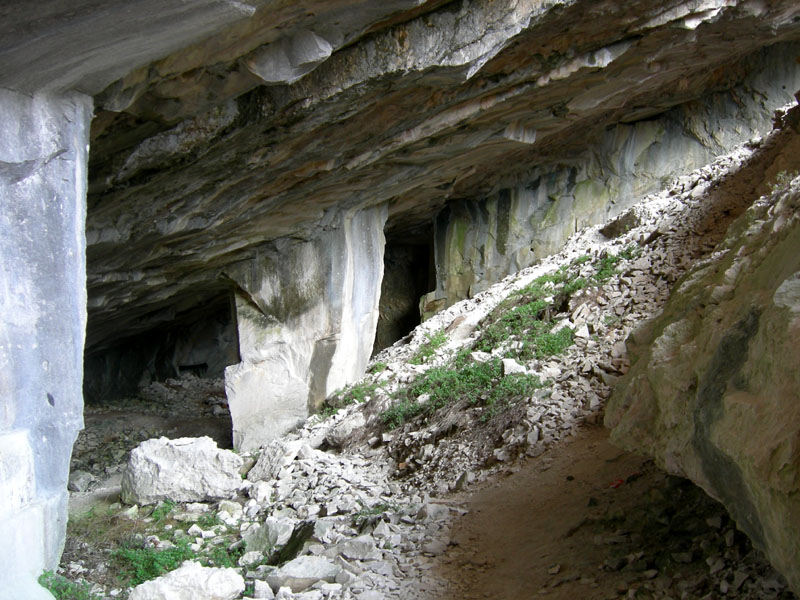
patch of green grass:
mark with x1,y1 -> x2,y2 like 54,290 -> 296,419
618,244 -> 640,260
475,266 -> 584,360
572,254 -> 592,265
150,500 -> 175,523
196,512 -> 222,529
368,361 -> 388,374
113,538 -> 196,586
592,246 -> 640,283
592,253 -> 622,283
381,399 -> 426,430
204,545 -> 244,569
477,298 -> 550,352
321,380 -> 380,416
516,322 -> 574,361
38,571 -> 102,600
382,355 -> 541,429
409,330 -> 448,365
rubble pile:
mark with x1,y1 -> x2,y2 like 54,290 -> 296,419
60,120 -> 798,600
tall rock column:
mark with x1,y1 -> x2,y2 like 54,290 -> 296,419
224,205 -> 387,452
0,90 -> 92,597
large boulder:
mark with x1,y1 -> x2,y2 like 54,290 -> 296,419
121,437 -> 243,505
605,157 -> 800,592
128,560 -> 244,600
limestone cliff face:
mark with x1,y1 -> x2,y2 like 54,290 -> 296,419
426,46 -> 800,311
606,109 -> 800,592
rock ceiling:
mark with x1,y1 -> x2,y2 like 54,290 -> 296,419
12,0 -> 800,349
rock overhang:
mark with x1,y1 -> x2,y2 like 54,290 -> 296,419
5,1 -> 798,351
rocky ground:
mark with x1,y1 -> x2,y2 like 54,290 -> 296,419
58,112 -> 799,600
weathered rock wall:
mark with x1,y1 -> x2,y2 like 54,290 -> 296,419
224,205 -> 387,451
427,44 -> 800,310
0,89 -> 92,598
606,108 -> 800,593
83,2 -> 800,349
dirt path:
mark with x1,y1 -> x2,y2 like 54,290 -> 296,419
434,425 -> 794,600
436,425 -> 652,599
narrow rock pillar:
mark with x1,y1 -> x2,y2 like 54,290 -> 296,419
0,89 -> 92,597
224,205 -> 387,452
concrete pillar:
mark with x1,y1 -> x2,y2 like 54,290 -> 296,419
224,205 -> 387,452
0,89 -> 92,597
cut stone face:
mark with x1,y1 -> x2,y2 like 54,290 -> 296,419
225,205 -> 387,452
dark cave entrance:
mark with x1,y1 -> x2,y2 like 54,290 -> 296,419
374,227 -> 436,355
81,289 -> 240,450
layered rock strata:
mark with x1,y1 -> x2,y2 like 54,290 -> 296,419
425,47 -> 800,311
84,1 -> 800,351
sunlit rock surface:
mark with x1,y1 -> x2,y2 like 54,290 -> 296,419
606,107 -> 800,593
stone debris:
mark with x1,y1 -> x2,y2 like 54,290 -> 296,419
62,123 -> 799,600
121,436 -> 243,505
128,561 -> 244,600
265,556 -> 342,593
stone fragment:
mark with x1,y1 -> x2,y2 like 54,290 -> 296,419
254,579 -> 275,599
470,351 -> 492,363
244,517 -> 296,553
121,437 -> 243,505
325,412 -> 366,448
248,440 -> 304,482
338,535 -> 382,561
416,503 -> 450,522
246,31 -> 333,85
128,561 -> 244,600
501,358 -> 526,375
247,481 -> 272,506
239,550 -> 265,567
422,539 -> 448,556
265,556 -> 342,593
574,324 -> 591,339
68,469 -> 94,492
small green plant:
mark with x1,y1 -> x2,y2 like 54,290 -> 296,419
113,538 -> 196,586
592,245 -> 640,282
38,571 -> 102,600
150,500 -> 175,523
321,380 -> 380,416
368,361 -> 388,374
592,253 -> 622,283
382,355 -> 541,429
516,322 -> 574,360
204,545 -> 245,568
572,254 -> 592,265
409,330 -> 448,365
475,266 -> 583,361
618,244 -> 640,260
196,512 -> 222,529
